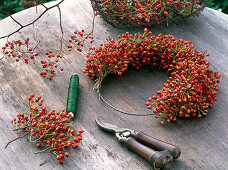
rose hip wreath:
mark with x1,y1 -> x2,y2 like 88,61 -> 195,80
6,94 -> 84,165
91,0 -> 208,27
83,28 -> 220,124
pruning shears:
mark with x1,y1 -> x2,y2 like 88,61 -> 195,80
96,117 -> 181,169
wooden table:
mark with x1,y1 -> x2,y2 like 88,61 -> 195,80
0,0 -> 228,169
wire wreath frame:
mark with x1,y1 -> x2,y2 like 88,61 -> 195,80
91,0 -> 208,28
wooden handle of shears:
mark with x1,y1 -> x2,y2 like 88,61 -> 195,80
134,131 -> 181,159
124,137 -> 169,169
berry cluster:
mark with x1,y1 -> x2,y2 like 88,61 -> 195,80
40,50 -> 64,80
7,94 -> 83,164
1,38 -> 64,80
68,29 -> 94,52
92,0 -> 206,27
2,38 -> 38,64
83,28 -> 220,123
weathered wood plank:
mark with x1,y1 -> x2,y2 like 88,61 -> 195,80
0,0 -> 228,169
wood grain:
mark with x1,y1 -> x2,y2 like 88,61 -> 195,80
0,0 -> 228,169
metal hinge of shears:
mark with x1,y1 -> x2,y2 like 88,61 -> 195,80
115,129 -> 136,143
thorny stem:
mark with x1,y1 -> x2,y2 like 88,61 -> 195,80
0,55 -> 4,60
0,0 -> 65,39
90,9 -> 96,35
33,24 -> 41,51
57,6 -> 64,53
41,4 -> 48,10
35,147 -> 51,154
39,153 -> 51,166
0,9 -> 23,27
13,125 -> 31,131
5,131 -> 30,149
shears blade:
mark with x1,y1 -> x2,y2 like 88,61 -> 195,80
95,117 -> 120,134
96,117 -> 131,134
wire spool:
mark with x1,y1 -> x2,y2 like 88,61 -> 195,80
66,73 -> 79,118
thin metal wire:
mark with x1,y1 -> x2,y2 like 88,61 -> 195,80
99,93 -> 156,116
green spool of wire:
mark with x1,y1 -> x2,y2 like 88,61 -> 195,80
66,73 -> 79,118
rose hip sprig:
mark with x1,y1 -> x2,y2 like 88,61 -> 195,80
1,38 -> 65,80
2,38 -> 38,64
83,28 -> 220,123
68,29 -> 94,52
40,50 -> 64,80
7,94 -> 83,165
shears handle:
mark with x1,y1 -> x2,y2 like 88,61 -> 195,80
134,132 -> 181,159
124,137 -> 169,169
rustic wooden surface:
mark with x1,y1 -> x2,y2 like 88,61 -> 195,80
0,0 -> 228,169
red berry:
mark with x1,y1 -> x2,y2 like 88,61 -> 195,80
65,152 -> 69,157
58,159 -> 63,164
79,129 -> 84,133
72,143 -> 79,149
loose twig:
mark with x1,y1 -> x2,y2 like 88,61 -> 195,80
0,0 -> 65,39
13,125 -> 31,131
0,9 -> 23,27
35,147 -> 51,154
32,23 -> 41,51
39,154 -> 51,166
57,5 -> 64,52
5,131 -> 30,149
90,8 -> 97,35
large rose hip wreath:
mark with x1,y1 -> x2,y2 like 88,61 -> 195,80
83,29 -> 220,124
